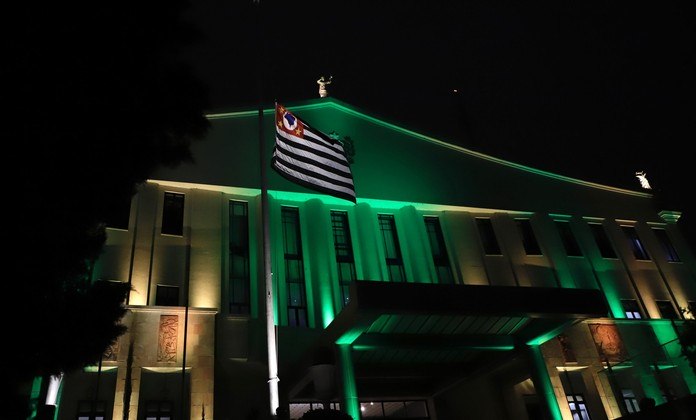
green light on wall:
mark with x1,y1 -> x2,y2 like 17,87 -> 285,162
338,344 -> 360,420
336,328 -> 363,346
529,345 -> 564,420
322,304 -> 335,329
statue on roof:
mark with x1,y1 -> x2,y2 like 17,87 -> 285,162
317,75 -> 332,98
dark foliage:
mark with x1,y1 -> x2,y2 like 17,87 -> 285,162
300,408 -> 353,420
3,1 -> 209,417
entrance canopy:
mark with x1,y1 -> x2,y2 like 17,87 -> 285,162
287,280 -> 608,398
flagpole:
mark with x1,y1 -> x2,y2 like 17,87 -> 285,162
255,0 -> 280,416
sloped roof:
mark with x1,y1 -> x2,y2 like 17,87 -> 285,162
154,97 -> 656,219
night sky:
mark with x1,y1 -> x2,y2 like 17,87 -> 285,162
180,1 -> 695,248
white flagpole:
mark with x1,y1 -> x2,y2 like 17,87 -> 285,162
255,1 -> 280,415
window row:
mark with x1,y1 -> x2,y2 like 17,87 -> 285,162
117,193 -> 682,264
138,196 -> 684,318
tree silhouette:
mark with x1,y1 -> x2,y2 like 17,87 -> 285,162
4,1 -> 209,417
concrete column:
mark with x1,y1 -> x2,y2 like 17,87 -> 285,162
128,183 -> 159,305
526,345 -> 563,420
354,202 -> 383,281
305,198 -> 336,328
398,205 -> 431,283
189,189 -> 222,310
337,344 -> 360,420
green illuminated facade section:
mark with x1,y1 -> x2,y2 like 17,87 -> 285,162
338,344 -> 360,420
528,345 -> 563,420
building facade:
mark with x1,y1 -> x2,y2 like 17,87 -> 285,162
47,98 -> 695,419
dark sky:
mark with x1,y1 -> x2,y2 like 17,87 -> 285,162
180,1 -> 696,247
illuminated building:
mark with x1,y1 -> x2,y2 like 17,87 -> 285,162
51,98 -> 695,419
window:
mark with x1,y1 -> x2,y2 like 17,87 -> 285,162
229,201 -> 250,314
359,400 -> 429,419
77,400 -> 106,420
621,389 -> 640,413
556,221 -> 582,257
331,211 -> 356,307
155,285 -> 179,306
656,300 -> 678,319
424,216 -> 453,284
475,218 -> 501,255
378,214 -> 406,282
621,299 -> 642,319
289,402 -> 341,419
144,401 -> 173,420
566,394 -> 591,420
161,192 -> 185,236
588,223 -> 616,259
105,197 -> 131,230
516,219 -> 542,255
282,207 -> 307,327
621,226 -> 650,261
652,228 -> 680,262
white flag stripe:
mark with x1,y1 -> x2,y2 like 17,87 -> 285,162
276,128 -> 348,164
273,159 -> 357,198
274,148 -> 354,186
301,124 -> 346,152
275,137 -> 352,176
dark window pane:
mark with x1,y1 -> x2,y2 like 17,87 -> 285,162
516,219 -> 542,255
379,215 -> 406,282
652,228 -> 680,262
229,201 -> 250,314
476,218 -> 501,255
589,223 -> 616,258
161,192 -> 185,236
556,221 -> 582,257
622,226 -> 650,261
155,285 -> 179,306
424,217 -> 453,284
405,400 -> 428,417
332,211 -> 356,307
656,300 -> 678,319
282,207 -> 307,327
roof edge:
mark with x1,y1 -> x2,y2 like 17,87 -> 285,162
205,97 -> 652,199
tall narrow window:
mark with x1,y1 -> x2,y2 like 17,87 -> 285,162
378,214 -> 406,282
331,211 -> 356,307
656,300 -> 678,319
424,216 -> 453,284
621,299 -> 642,319
282,207 -> 307,327
476,218 -> 501,255
621,226 -> 650,261
229,201 -> 250,314
652,228 -> 680,262
161,192 -> 185,236
589,223 -> 616,259
516,219 -> 542,255
556,221 -> 582,257
566,394 -> 591,420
